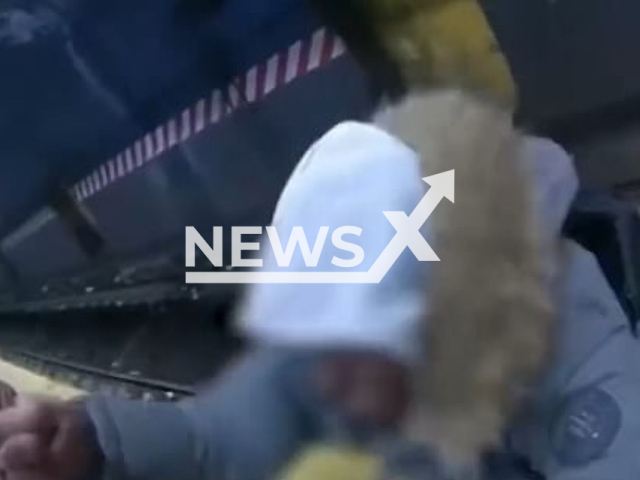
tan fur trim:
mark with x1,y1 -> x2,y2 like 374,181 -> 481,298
376,90 -> 556,473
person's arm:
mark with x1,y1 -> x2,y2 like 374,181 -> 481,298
512,242 -> 640,479
0,349 -> 316,480
89,348 -> 317,480
85,397 -> 203,480
525,328 -> 640,480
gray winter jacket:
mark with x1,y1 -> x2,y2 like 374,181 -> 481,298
85,241 -> 640,480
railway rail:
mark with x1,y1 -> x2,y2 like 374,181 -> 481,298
0,348 -> 195,401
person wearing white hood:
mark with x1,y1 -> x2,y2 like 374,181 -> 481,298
0,93 -> 635,480
0,4 -> 638,480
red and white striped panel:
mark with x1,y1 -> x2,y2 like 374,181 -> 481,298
72,27 -> 346,203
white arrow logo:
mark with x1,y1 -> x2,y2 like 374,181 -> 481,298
187,170 -> 454,284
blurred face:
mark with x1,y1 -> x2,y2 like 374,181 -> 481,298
315,353 -> 411,429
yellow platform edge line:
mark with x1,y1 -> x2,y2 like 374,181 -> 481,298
0,356 -> 85,400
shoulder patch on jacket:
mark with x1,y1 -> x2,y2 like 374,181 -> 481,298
550,388 -> 622,467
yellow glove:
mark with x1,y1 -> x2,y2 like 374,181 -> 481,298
370,0 -> 517,106
277,445 -> 382,480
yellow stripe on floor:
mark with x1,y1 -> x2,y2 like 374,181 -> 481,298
0,357 -> 84,400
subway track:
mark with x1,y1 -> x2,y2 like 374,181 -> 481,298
0,348 -> 196,401
0,294 -> 243,401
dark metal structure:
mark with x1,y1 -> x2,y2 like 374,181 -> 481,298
1,0 -> 640,313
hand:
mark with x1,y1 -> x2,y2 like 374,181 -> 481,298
0,396 -> 102,480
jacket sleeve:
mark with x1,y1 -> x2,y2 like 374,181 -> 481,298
85,349 -> 317,480
511,241 -> 640,479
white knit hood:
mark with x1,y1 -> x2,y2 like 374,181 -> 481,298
237,121 -> 577,363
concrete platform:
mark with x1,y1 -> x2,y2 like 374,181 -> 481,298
0,354 -> 84,400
